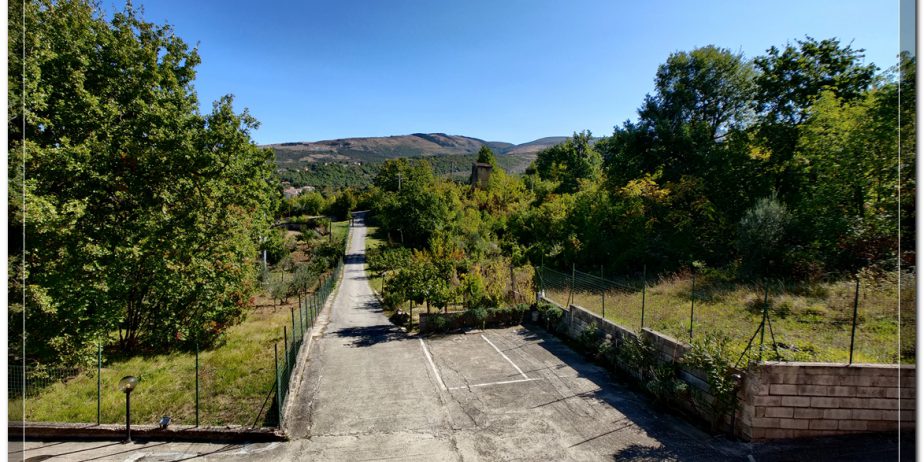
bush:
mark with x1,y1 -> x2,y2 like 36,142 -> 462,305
431,315 -> 450,333
682,332 -> 741,430
737,195 -> 791,277
577,325 -> 602,354
469,307 -> 488,330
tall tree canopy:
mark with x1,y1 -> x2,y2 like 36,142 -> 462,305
9,0 -> 277,365
751,37 -> 877,198
534,130 -> 601,194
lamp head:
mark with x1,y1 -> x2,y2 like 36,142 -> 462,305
118,376 -> 138,393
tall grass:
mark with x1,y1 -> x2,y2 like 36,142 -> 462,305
545,271 -> 914,364
13,302 -> 292,426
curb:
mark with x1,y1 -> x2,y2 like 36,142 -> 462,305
9,422 -> 285,443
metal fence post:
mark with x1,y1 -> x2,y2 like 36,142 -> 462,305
274,344 -> 281,426
689,264 -> 695,342
569,264 -> 575,307
195,341 -> 200,427
849,278 -> 860,365
299,298 -> 305,336
641,264 -> 647,330
600,266 -> 606,320
759,283 -> 768,361
290,307 -> 297,340
97,343 -> 101,425
283,327 -> 289,378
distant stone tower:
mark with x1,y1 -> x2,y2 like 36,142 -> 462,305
470,162 -> 493,188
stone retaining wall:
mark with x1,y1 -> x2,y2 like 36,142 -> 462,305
538,296 -> 915,441
738,362 -> 915,440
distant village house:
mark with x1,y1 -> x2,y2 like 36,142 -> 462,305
470,162 -> 493,188
282,185 -> 316,199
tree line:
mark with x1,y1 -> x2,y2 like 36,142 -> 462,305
529,40 -> 913,279
9,1 -> 278,366
365,39 -> 912,308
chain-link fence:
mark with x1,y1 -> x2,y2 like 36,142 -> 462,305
273,257 -> 343,425
538,265 -> 912,365
8,258 -> 346,429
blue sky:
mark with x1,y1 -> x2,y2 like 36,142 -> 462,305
126,0 -> 905,145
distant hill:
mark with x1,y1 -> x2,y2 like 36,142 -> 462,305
265,133 -> 567,174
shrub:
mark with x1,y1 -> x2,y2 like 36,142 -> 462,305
431,315 -> 450,333
737,194 -> 791,277
469,307 -> 488,330
682,332 -> 741,431
577,325 -> 602,355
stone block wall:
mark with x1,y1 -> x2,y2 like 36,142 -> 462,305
738,362 -> 915,440
565,303 -> 637,344
538,297 -> 915,441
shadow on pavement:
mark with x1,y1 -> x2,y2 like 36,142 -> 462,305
75,442 -> 170,461
172,443 -> 243,461
333,324 -> 406,347
515,324 -> 911,462
345,252 -> 365,265
749,431 -> 913,462
512,324 -> 736,461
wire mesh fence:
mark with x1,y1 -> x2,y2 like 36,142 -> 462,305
538,265 -> 912,365
273,257 -> 343,425
8,258 -> 346,429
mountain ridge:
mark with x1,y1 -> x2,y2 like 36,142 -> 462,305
265,133 -> 568,172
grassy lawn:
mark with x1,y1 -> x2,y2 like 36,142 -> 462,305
332,220 -> 349,244
544,272 -> 914,364
365,226 -> 387,294
11,296 -> 299,426
12,228 -> 347,426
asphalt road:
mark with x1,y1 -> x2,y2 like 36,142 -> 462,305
14,213 -> 912,461
283,213 -> 746,461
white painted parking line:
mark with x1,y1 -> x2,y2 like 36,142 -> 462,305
448,377 -> 540,391
419,338 -> 447,390
481,334 -> 529,380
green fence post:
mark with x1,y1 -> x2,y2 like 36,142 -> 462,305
759,283 -> 768,361
274,343 -> 281,426
283,327 -> 289,379
290,306 -> 297,340
195,341 -> 200,427
299,297 -> 305,336
600,266 -> 605,320
97,343 -> 101,425
689,264 -> 695,342
849,278 -> 860,365
641,264 -> 647,331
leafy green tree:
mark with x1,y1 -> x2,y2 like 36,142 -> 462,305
476,145 -> 498,168
535,131 -> 601,193
599,46 -> 758,268
791,86 -> 901,272
752,37 -> 877,198
328,188 -> 357,220
373,160 -> 459,248
8,0 -> 276,363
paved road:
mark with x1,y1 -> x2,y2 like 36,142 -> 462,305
284,213 -> 746,461
15,213 -> 912,461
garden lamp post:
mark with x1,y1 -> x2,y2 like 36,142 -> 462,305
118,376 -> 138,443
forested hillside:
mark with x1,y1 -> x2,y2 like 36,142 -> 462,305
268,133 -> 567,189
